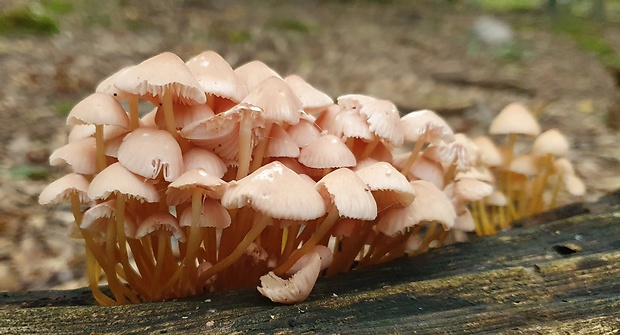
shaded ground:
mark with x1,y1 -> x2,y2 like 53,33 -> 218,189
0,0 -> 619,291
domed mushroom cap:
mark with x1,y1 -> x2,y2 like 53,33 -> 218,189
88,162 -> 159,202
166,169 -> 229,205
182,147 -> 227,178
509,154 -> 538,176
257,251 -> 322,304
331,108 -> 375,141
234,60 -> 282,92
316,168 -> 377,221
221,161 -> 326,220
67,93 -> 130,128
81,200 -> 138,238
338,94 -> 404,147
284,75 -> 333,112
473,135 -> 503,167
136,211 -> 185,242
298,133 -> 356,169
453,208 -> 475,232
117,128 -> 184,182
285,245 -> 332,276
241,76 -> 303,125
532,128 -> 570,157
400,109 -> 454,144
424,133 -> 479,170
179,199 -> 231,229
186,50 -> 247,102
96,66 -> 134,100
266,124 -> 300,158
377,180 -> 455,236
49,137 -> 98,175
286,117 -> 321,148
489,102 -> 541,136
553,157 -> 575,176
114,52 -> 206,105
393,153 -> 445,189
354,161 -> 416,208
39,173 -> 90,205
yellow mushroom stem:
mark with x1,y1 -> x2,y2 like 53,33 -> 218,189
161,92 -> 176,136
549,174 -> 564,209
527,153 -> 554,216
274,207 -> 339,276
198,213 -> 270,287
94,124 -> 107,172
400,135 -> 427,174
236,112 -> 254,179
281,224 -> 301,260
359,137 -> 381,160
85,249 -> 116,305
129,95 -> 140,130
174,189 -> 204,289
249,123 -> 273,173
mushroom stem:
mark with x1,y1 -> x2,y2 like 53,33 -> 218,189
274,207 -> 339,276
281,224 -> 300,260
94,124 -> 107,172
162,92 -> 177,136
549,174 -> 563,209
249,123 -> 273,173
129,95 -> 140,130
85,248 -> 117,305
236,112 -> 253,179
198,213 -> 270,286
527,153 -> 554,215
175,189 -> 204,288
400,137 -> 426,174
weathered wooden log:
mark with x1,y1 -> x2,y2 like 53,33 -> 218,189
1,191 -> 619,334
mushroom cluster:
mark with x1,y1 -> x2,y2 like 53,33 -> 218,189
39,51 -> 583,305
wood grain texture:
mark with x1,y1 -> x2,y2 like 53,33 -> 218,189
1,195 -> 619,334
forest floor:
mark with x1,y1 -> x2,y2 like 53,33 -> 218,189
0,0 -> 619,291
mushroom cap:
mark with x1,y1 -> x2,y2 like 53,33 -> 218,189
286,117 -> 321,148
182,147 -> 228,178
81,200 -> 138,239
49,137 -> 97,175
114,52 -> 206,105
377,180 -> 455,236
424,133 -> 479,170
67,93 -> 130,128
400,109 -> 454,144
241,76 -> 303,125
284,75 -> 333,112
185,50 -> 247,102
485,190 -> 508,206
95,66 -> 133,101
354,161 -> 416,209
179,198 -> 231,229
489,102 -> 541,136
88,162 -> 159,202
553,157 -> 575,176
472,135 -> 503,167
39,173 -> 90,205
117,127 -> 184,182
316,168 -> 377,221
532,128 -> 570,157
285,245 -> 332,276
338,94 -> 404,147
221,161 -> 326,220
453,178 -> 494,203
564,174 -> 586,196
509,154 -> 538,176
266,124 -> 300,158
135,211 -> 185,242
331,108 -> 375,141
453,208 -> 475,232
234,60 -> 282,92
393,153 -> 445,190
257,251 -> 322,304
166,168 -> 229,205
298,133 -> 356,169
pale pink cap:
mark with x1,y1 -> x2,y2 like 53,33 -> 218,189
117,128 -> 184,182
331,108 -> 374,141
81,199 -> 138,239
266,124 -> 300,158
257,251 -> 322,304
87,162 -> 159,202
400,109 -> 454,144
564,174 -> 586,196
284,75 -> 333,112
67,93 -> 130,128
286,117 -> 321,148
95,66 -> 133,101
532,128 -> 570,157
285,245 -> 332,275
489,102 -> 541,136
453,208 -> 475,232
186,50 -> 247,102
178,198 -> 231,229
49,137 -> 97,175
354,161 -> 416,208
338,94 -> 404,147
183,147 -> 227,178
222,161 -> 326,220
166,168 -> 229,205
316,168 -> 377,220
114,52 -> 206,105
136,211 -> 185,242
298,133 -> 356,169
39,173 -> 90,205
393,153 -> 444,189
234,60 -> 282,92
241,76 -> 303,125
509,154 -> 538,176
472,135 -> 503,167
377,180 -> 455,236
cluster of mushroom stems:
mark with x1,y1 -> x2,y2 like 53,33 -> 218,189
39,51 -> 584,305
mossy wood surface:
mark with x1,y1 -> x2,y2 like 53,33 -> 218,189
1,191 -> 619,334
